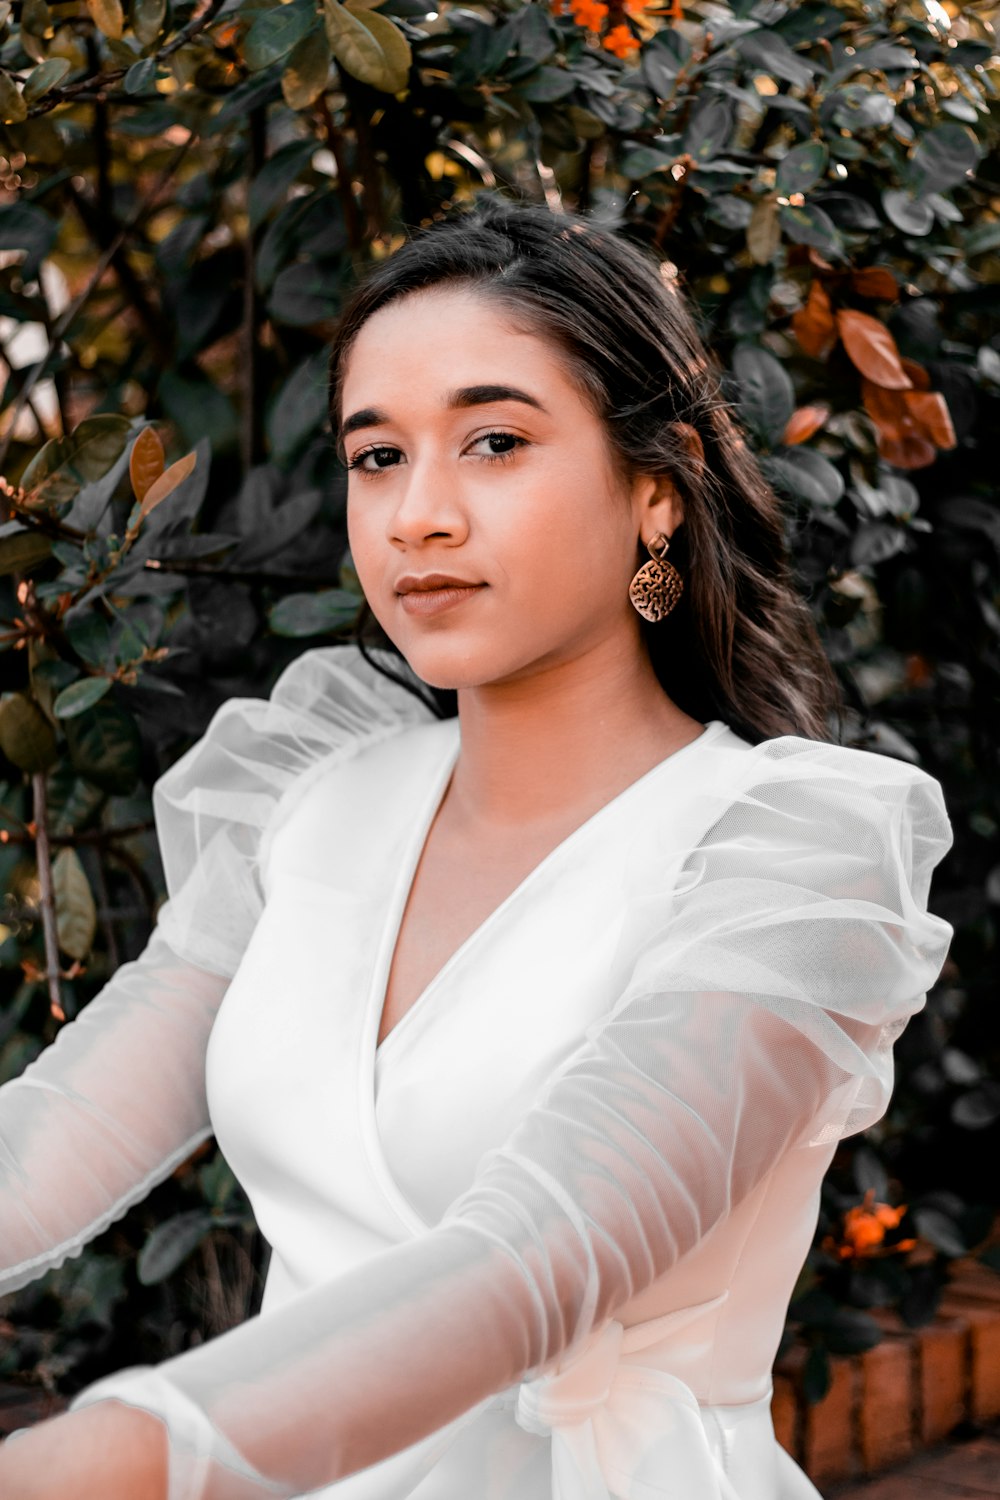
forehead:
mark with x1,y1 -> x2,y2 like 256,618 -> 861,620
340,286 -> 579,409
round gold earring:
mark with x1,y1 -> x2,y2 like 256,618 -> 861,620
628,532 -> 683,623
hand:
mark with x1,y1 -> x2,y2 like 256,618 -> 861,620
0,1400 -> 167,1499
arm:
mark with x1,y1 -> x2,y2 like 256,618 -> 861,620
0,925 -> 229,1298
54,741 -> 954,1500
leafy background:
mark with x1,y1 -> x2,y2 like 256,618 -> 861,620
0,0 -> 996,1415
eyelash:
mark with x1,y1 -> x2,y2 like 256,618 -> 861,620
346,431 -> 528,478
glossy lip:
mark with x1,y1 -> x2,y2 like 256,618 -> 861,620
399,583 -> 486,618
395,571 -> 484,594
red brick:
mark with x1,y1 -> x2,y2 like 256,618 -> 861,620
940,1297 -> 1000,1425
857,1335 -> 915,1472
771,1372 -> 798,1459
801,1355 -> 859,1487
947,1259 -> 1000,1307
915,1314 -> 969,1444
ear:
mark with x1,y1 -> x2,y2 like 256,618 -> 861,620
629,471 -> 685,540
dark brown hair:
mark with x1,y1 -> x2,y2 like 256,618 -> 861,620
327,196 -> 843,745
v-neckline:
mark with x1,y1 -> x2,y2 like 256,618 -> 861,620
371,718 -> 727,1065
359,716 -> 729,1234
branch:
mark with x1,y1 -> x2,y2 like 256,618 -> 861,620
24,0 -> 228,119
30,771 -> 63,1021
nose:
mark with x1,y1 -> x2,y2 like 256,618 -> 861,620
388,459 -> 470,549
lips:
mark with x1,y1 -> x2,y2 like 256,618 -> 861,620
395,573 -> 485,593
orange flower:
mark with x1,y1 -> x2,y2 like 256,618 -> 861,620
603,22 -> 640,54
569,0 -> 608,28
824,1190 -> 913,1261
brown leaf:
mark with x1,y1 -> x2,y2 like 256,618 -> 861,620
129,426 -> 165,503
837,309 -> 911,390
862,380 -> 938,469
875,431 -> 937,470
861,379 -> 909,439
747,197 -> 780,267
783,403 -> 831,446
900,357 -> 931,392
904,391 -> 956,449
87,0 -> 124,38
792,281 -> 837,360
850,267 -> 899,302
139,450 -> 197,519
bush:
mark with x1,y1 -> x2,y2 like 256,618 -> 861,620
0,0 -> 997,1402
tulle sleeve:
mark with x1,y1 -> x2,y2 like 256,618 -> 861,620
61,733 -> 954,1500
0,646 -> 434,1299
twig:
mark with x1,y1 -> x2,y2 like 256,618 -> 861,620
24,0 -> 228,119
0,137 -> 192,474
317,95 -> 363,254
30,771 -> 63,1020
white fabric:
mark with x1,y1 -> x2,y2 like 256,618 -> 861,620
0,644 -> 954,1500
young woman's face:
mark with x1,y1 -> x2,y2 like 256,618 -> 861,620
341,286 -> 680,691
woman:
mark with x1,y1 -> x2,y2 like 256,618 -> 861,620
0,198 -> 953,1499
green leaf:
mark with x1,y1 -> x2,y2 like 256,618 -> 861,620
137,1210 -> 216,1285
0,528 -> 53,575
515,4 -> 554,64
912,123 -> 981,197
776,141 -> 827,196
267,351 -> 330,465
779,202 -> 845,261
22,58 -> 71,106
52,845 -> 97,960
882,188 -> 934,237
737,30 -> 815,89
244,2 -> 316,72
249,139 -> 316,230
281,28 -> 331,109
762,449 -> 845,508
682,98 -> 733,164
53,676 -> 113,718
0,201 -> 57,281
268,262 -> 340,326
268,588 -> 359,637
0,692 -> 57,772
68,414 -> 133,483
913,1207 -> 967,1258
519,66 -> 576,104
64,697 -> 141,792
731,344 -> 794,448
124,55 -> 157,93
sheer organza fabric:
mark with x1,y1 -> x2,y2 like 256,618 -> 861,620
0,647 -> 953,1500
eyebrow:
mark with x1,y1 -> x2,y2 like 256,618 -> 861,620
340,384 -> 549,440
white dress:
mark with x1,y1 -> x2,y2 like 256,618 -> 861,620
0,645 -> 954,1500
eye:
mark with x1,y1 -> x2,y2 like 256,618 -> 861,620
470,431 -> 528,463
346,444 -> 402,476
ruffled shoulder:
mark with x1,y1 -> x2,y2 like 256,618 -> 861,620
614,732 -> 955,1141
153,645 -> 436,976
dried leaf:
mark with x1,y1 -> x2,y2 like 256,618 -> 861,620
139,450 -> 198,519
837,309 -> 911,390
0,72 -> 27,124
850,267 -> 899,302
791,281 -> 837,360
52,846 -> 97,961
783,404 -> 831,447
323,0 -> 393,92
904,391 -> 956,450
349,9 -> 411,92
900,357 -> 931,392
130,426 -> 166,502
747,197 -> 780,267
88,0 -> 124,38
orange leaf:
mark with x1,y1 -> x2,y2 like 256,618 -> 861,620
792,281 -> 837,360
861,378 -> 908,438
837,309 -> 912,390
850,267 -> 899,302
900,357 -> 931,391
129,427 -> 166,503
876,429 -> 937,470
139,450 -> 197,519
904,390 -> 956,449
783,403 -> 831,446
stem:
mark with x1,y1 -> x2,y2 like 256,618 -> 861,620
240,107 -> 267,477
31,771 -> 63,1020
318,94 -> 363,254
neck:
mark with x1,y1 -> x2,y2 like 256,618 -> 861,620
446,637 -> 704,833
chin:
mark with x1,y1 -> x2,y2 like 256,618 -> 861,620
389,635 -> 512,693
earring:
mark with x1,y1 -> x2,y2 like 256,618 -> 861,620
629,532 -> 683,622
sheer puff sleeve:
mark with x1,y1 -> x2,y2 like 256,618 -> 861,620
62,733 -> 954,1500
0,646 -> 434,1300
